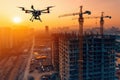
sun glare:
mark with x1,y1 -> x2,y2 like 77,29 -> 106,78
13,17 -> 21,23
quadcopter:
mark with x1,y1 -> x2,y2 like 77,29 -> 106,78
18,5 -> 54,22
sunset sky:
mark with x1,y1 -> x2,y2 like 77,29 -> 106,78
0,0 -> 120,29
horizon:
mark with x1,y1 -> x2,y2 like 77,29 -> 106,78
0,0 -> 120,29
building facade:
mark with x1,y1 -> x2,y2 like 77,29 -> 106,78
56,33 -> 116,80
52,34 -> 60,72
59,33 -> 79,80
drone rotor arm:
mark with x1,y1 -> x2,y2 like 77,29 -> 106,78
25,10 -> 33,13
40,9 -> 47,12
41,11 -> 48,13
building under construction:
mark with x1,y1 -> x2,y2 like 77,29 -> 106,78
52,34 -> 60,72
52,33 -> 116,80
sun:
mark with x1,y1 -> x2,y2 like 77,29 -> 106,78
13,17 -> 21,23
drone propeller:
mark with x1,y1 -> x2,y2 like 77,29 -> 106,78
18,7 -> 25,11
47,6 -> 55,9
46,6 -> 55,13
31,5 -> 35,10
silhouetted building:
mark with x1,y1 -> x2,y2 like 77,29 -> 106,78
52,34 -> 60,72
0,27 -> 12,50
53,33 -> 116,80
45,26 -> 49,33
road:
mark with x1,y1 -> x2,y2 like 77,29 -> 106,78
23,35 -> 54,80
23,37 -> 35,80
8,56 -> 25,80
23,48 -> 34,80
0,56 -> 17,80
0,55 -> 28,80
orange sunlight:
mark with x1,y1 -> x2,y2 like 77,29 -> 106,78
13,17 -> 21,23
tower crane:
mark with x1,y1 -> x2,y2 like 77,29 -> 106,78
73,12 -> 111,35
59,6 -> 91,80
99,12 -> 111,35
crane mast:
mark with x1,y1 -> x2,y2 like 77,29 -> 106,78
100,12 -> 112,36
78,6 -> 84,80
79,6 -> 84,59
100,12 -> 104,36
59,6 -> 91,80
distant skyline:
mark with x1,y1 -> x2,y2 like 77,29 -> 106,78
0,0 -> 120,29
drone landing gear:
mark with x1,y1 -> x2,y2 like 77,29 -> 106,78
30,19 -> 34,22
29,16 -> 42,22
38,17 -> 42,22
30,16 -> 34,22
36,17 -> 42,22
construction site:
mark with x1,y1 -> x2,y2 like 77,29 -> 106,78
0,0 -> 120,80
51,6 -> 117,80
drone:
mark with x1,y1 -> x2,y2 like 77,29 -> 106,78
18,5 -> 54,22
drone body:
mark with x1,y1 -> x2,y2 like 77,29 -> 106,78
18,5 -> 54,22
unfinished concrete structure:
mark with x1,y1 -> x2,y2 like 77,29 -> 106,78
52,33 -> 116,80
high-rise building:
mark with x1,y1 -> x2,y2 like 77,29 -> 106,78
0,27 -> 13,50
45,26 -> 49,33
58,33 -> 79,80
0,27 -> 34,56
83,35 -> 115,80
52,33 -> 116,80
0,27 -> 13,58
52,33 -> 60,71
